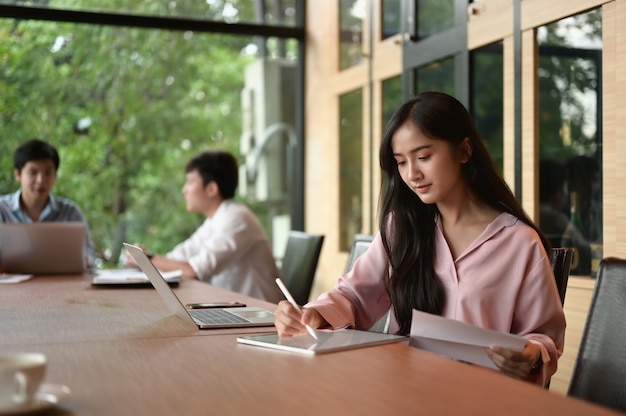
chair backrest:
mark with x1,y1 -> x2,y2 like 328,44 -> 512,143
344,234 -> 375,273
279,231 -> 324,305
567,257 -> 626,412
343,234 -> 388,332
550,247 -> 575,305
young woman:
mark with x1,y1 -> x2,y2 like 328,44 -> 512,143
274,92 -> 565,386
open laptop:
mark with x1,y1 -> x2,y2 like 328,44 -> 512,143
123,242 -> 276,329
0,222 -> 86,275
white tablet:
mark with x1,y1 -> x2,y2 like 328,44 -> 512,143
237,329 -> 407,355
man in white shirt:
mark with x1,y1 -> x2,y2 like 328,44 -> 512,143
126,150 -> 282,303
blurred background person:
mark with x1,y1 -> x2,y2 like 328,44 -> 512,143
539,157 -> 590,274
0,138 -> 97,269
126,150 -> 282,302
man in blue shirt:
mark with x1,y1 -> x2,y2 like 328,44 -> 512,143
0,139 -> 96,268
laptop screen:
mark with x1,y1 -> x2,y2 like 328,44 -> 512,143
0,222 -> 86,275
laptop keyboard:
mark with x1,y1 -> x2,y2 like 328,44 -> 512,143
190,308 -> 250,325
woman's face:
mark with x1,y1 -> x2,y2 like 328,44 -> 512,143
391,120 -> 469,205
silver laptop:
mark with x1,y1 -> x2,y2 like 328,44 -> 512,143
123,242 -> 276,329
0,222 -> 86,275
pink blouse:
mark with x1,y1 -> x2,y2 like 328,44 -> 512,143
307,212 -> 566,385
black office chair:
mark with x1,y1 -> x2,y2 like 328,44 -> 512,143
550,247 -> 575,305
342,234 -> 390,332
279,231 -> 324,305
344,233 -> 374,273
567,257 -> 626,413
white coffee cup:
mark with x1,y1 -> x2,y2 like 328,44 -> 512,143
0,353 -> 46,409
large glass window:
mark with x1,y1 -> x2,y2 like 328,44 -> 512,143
537,9 -> 602,276
1,0 -> 301,26
339,0 -> 365,70
0,10 -> 302,265
402,0 -> 467,105
339,89 -> 363,250
381,0 -> 401,40
382,75 -> 403,132
417,0 -> 455,40
471,42 -> 504,172
415,56 -> 455,95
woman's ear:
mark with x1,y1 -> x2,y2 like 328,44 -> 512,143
459,137 -> 472,163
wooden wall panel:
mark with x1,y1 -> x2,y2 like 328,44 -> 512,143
328,65 -> 368,93
502,36 -> 516,192
468,0 -> 513,49
361,83 -> 373,236
608,0 -> 626,257
521,30 -> 538,220
305,1 -> 345,299
372,36 -> 402,80
602,2 -> 618,258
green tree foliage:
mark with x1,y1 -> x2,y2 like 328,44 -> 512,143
538,9 -> 601,161
338,89 -> 363,250
0,9 -> 257,265
39,0 -> 276,24
471,43 -> 504,172
416,0 -> 455,39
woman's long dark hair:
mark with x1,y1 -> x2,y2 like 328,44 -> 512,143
379,92 -> 552,335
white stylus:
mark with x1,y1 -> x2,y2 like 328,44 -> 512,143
275,277 -> 318,340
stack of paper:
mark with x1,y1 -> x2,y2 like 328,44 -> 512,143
92,268 -> 182,285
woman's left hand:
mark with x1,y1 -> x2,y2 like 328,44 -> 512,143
486,342 -> 542,380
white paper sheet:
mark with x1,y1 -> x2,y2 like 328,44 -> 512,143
0,273 -> 34,284
409,309 -> 527,370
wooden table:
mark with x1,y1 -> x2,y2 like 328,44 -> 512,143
1,276 -> 622,415
0,275 -> 277,345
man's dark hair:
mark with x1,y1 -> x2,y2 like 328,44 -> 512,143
13,139 -> 60,172
185,150 -> 239,199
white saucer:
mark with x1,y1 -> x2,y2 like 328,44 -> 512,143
0,383 -> 71,415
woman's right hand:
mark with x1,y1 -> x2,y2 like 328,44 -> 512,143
274,301 -> 327,338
